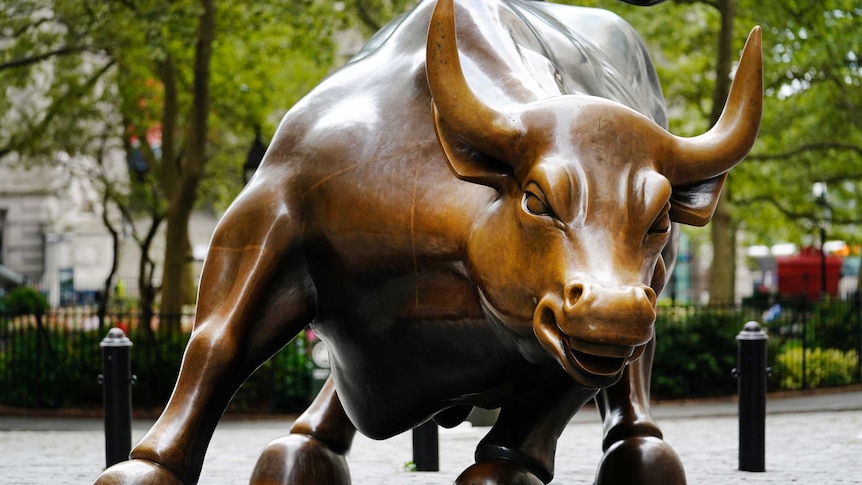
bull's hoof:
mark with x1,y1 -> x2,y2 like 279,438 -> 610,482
595,436 -> 686,485
93,459 -> 183,485
454,459 -> 545,485
249,434 -> 350,485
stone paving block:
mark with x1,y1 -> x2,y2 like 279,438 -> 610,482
1,398 -> 861,484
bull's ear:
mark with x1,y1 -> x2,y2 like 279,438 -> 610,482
669,173 -> 727,226
432,102 -> 513,190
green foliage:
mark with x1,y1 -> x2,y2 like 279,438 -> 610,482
775,347 -> 858,390
0,0 -> 346,175
126,325 -> 188,410
227,333 -> 311,413
808,299 -> 861,351
1,0 -> 361,315
652,299 -> 862,398
0,320 -> 102,407
565,1 -> 862,283
0,313 -> 311,412
728,1 -> 862,248
0,287 -> 48,315
345,0 -> 418,33
651,306 -> 742,399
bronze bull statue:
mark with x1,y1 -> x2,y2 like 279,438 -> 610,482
95,0 -> 761,483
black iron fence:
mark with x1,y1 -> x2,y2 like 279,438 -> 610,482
760,294 -> 862,390
0,298 -> 860,411
0,310 -> 311,412
651,296 -> 861,399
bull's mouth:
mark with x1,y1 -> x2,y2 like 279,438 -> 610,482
533,314 -> 646,389
566,347 -> 627,378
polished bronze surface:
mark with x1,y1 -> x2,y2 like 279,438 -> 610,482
94,0 -> 761,483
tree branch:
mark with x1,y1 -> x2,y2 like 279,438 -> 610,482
747,142 -> 862,161
737,194 -> 862,226
354,0 -> 382,32
107,0 -> 138,12
0,45 -> 89,71
3,59 -> 116,155
734,194 -> 810,219
1,17 -> 53,40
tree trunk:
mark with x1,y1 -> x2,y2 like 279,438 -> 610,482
138,214 -> 162,334
99,193 -> 121,332
158,0 -> 215,325
706,0 -> 738,306
160,200 -> 195,322
709,189 -> 736,305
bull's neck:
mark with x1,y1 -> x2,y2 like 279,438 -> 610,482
299,159 -> 497,274
407,179 -> 497,264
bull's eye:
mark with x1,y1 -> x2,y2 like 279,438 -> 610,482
649,215 -> 670,234
523,191 -> 552,217
648,206 -> 671,235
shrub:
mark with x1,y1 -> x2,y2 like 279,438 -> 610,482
0,314 -> 311,412
775,347 -> 858,390
0,320 -> 102,407
1,287 -> 48,315
651,307 -> 742,399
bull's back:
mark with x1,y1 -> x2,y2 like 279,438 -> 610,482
271,0 -> 665,178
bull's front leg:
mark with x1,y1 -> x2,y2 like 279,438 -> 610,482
249,376 -> 355,484
595,337 -> 686,484
456,373 -> 597,485
94,182 -> 315,484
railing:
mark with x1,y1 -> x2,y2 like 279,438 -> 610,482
0,298 -> 859,411
652,296 -> 861,398
0,309 -> 311,412
762,294 -> 862,390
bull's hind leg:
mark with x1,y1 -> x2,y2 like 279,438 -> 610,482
250,376 -> 355,484
595,337 -> 686,484
455,374 -> 596,485
94,178 -> 315,485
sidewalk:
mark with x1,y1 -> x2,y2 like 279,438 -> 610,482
1,390 -> 861,484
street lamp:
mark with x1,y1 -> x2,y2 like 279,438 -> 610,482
244,126 -> 267,184
812,182 -> 832,298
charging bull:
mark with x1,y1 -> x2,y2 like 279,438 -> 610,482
95,0 -> 761,483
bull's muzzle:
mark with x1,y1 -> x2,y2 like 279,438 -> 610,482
533,281 -> 656,388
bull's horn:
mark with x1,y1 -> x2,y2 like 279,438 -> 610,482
426,0 -> 521,160
668,26 -> 763,185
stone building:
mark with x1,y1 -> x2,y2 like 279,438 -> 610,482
0,152 -> 219,308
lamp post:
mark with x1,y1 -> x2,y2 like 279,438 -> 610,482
244,126 -> 267,183
812,182 -> 831,298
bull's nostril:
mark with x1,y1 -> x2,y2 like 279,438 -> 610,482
566,283 -> 584,309
540,306 -> 556,329
643,287 -> 657,306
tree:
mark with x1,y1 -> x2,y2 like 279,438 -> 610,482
734,2 -> 862,254
1,0 -> 343,326
574,0 -> 861,302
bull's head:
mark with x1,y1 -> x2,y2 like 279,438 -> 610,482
426,0 -> 762,388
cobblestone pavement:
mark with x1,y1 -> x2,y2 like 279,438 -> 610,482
1,392 -> 861,484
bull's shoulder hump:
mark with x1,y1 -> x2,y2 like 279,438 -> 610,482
526,2 -> 647,69
280,1 -> 434,117
347,0 -> 436,65
525,1 -> 666,125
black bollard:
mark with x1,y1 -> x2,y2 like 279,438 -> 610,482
734,321 -> 768,472
99,327 -> 135,468
412,420 -> 440,471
